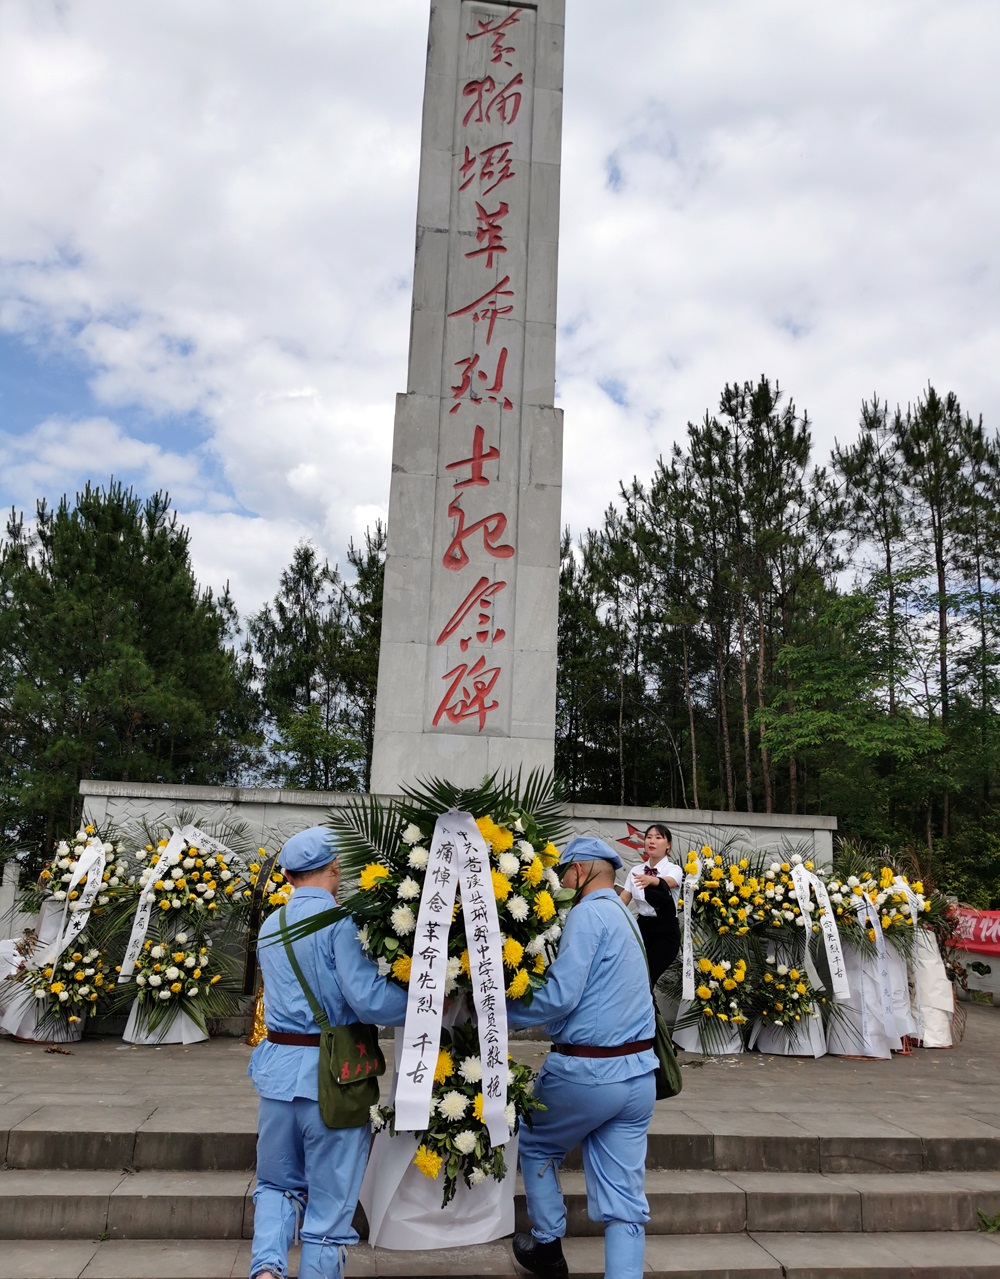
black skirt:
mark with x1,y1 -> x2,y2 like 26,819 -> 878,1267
636,884 -> 681,987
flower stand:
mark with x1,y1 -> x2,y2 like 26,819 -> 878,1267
122,999 -> 208,1045
672,1000 -> 744,1054
826,942 -> 901,1059
910,928 -> 954,1048
0,984 -> 85,1044
748,1011 -> 826,1057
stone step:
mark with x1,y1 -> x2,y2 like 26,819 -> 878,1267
3,1169 -> 1000,1242
6,1106 -> 1000,1175
2,1231 -> 1000,1279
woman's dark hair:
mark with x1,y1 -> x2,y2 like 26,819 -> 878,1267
644,823 -> 672,844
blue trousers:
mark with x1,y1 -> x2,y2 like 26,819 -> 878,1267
518,1066 -> 655,1279
250,1096 -> 369,1279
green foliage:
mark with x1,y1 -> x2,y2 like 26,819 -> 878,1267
0,481 -> 258,861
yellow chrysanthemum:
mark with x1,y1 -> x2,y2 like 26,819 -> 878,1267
359,863 -> 390,890
170,982 -> 182,993
434,1050 -> 455,1084
491,826 -> 515,853
502,938 -> 525,969
491,870 -> 512,901
506,968 -> 530,999
476,815 -> 501,846
710,964 -> 726,981
533,953 -> 547,974
795,982 -> 808,996
392,955 -> 412,983
413,1145 -> 443,1179
522,857 -> 543,887
684,860 -> 699,877
723,978 -> 737,991
697,957 -> 713,973
695,984 -> 712,1001
533,890 -> 555,922
540,842 -> 560,867
473,1092 -> 484,1122
460,949 -> 471,976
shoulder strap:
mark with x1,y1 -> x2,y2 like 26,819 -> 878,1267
278,904 -> 331,1031
601,893 -> 654,985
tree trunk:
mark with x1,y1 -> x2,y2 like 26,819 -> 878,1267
683,631 -> 700,809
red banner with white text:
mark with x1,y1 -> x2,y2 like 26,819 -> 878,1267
951,908 -> 1000,955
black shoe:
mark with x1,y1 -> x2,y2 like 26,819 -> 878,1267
512,1232 -> 569,1279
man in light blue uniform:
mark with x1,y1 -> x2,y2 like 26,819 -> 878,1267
247,826 -> 408,1279
508,836 -> 656,1279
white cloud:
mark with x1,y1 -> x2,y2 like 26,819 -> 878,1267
1,0 -> 998,615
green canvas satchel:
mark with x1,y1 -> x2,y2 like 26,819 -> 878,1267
278,906 -> 386,1129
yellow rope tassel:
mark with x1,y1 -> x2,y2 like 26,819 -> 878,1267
245,983 -> 267,1047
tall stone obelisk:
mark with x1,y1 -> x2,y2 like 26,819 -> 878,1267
370,1 -> 565,793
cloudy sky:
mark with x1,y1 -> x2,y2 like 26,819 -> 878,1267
1,1 -> 997,616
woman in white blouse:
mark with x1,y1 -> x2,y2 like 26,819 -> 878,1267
619,824 -> 683,985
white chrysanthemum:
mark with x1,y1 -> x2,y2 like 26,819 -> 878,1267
513,817 -> 524,833
356,925 -> 370,950
51,890 -> 67,901
390,905 -> 416,936
97,894 -> 109,905
103,841 -> 114,853
506,895 -> 529,922
505,1103 -> 516,1128
165,966 -> 180,981
459,1056 -> 483,1083
170,867 -> 183,880
402,823 -> 424,845
57,842 -> 70,855
545,925 -> 562,943
776,964 -> 789,976
158,990 -> 172,1001
795,915 -> 807,926
172,897 -> 182,907
136,973 -> 147,986
498,853 -> 520,877
58,990 -> 69,1001
203,889 -> 215,900
184,956 -> 196,968
469,1168 -> 487,1186
370,1106 -> 386,1132
377,958 -> 392,977
791,853 -> 803,865
176,933 -> 188,944
517,840 -> 534,858
78,985 -> 90,995
34,988 -> 47,999
109,876 -> 119,887
187,985 -> 199,997
220,869 -> 232,881
525,936 -> 545,957
507,1067 -> 516,1086
182,857 -> 195,869
438,1090 -> 469,1120
445,957 -> 463,993
783,910 -> 795,921
397,877 -> 421,901
847,876 -> 860,887
135,850 -> 147,861
148,974 -> 162,987
151,946 -> 165,960
408,847 -> 429,870
543,868 -> 560,891
453,1130 -> 477,1155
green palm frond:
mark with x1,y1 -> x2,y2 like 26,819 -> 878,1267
330,793 -> 407,883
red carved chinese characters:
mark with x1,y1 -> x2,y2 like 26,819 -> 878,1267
466,9 -> 522,66
434,8 -> 531,734
433,656 -> 502,731
442,496 -> 515,572
436,576 -> 507,651
449,348 -> 512,415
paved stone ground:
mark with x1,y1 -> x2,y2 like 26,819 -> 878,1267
2,1002 -> 998,1129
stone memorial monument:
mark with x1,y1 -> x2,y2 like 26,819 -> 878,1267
369,1 -> 566,794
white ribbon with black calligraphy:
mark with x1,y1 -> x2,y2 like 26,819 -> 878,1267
853,893 -> 896,1042
789,864 -> 851,1002
117,824 -> 235,981
34,838 -> 107,967
680,856 -> 703,1002
892,875 -> 924,1040
394,809 -> 509,1147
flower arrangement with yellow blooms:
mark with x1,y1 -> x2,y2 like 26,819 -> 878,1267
822,844 -> 933,957
21,826 -> 131,917
5,938 -> 107,1030
686,954 -> 752,1027
337,774 -> 571,1005
244,855 -> 293,910
370,1021 -> 543,1208
133,835 -> 240,921
682,846 -> 766,938
125,930 -> 238,1035
751,954 -> 825,1029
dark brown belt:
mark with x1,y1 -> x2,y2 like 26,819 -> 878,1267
552,1038 -> 653,1058
267,1030 -> 322,1046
